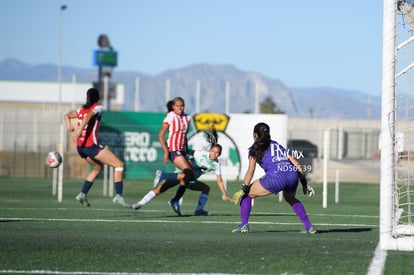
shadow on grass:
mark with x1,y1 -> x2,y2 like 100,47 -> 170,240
315,227 -> 373,234
259,227 -> 373,234
164,213 -> 238,218
140,212 -> 295,218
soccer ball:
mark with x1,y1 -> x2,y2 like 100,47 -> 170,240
45,151 -> 62,168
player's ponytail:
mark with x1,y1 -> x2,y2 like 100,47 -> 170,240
204,125 -> 218,145
205,126 -> 222,157
249,122 -> 271,164
166,100 -> 174,113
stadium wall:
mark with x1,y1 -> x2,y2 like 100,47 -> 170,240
0,80 -> 390,182
0,105 -> 386,183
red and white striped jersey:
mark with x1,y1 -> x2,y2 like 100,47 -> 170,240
163,111 -> 190,152
76,103 -> 105,147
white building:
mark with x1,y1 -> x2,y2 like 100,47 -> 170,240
0,79 -> 124,110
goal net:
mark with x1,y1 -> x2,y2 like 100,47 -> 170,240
381,0 -> 414,250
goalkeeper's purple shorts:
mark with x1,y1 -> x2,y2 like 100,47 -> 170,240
258,171 -> 299,195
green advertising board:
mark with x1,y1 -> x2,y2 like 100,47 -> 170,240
99,111 -> 195,180
99,111 -> 243,181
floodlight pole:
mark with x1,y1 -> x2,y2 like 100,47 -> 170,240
58,5 -> 67,112
95,34 -> 117,111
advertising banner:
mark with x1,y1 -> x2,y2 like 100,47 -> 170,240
99,112 -> 287,181
99,112 -> 182,179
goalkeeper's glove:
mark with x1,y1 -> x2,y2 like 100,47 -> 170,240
232,183 -> 252,205
302,185 -> 315,197
232,190 -> 244,205
241,183 -> 252,194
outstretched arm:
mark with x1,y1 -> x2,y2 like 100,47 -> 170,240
231,156 -> 257,205
288,155 -> 304,176
243,156 -> 257,186
215,175 -> 232,202
288,155 -> 315,197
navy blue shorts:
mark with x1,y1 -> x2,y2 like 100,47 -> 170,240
169,150 -> 188,162
77,144 -> 104,159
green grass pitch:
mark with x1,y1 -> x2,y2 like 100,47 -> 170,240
0,177 -> 413,274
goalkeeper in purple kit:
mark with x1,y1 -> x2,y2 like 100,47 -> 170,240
232,122 -> 316,234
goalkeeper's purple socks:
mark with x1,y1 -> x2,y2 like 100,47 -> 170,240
292,201 -> 313,230
240,195 -> 252,225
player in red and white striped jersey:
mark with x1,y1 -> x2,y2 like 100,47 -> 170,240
157,97 -> 195,214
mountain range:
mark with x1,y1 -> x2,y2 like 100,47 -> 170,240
0,58 -> 380,119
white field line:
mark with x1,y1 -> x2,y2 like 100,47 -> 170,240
0,207 -> 378,227
0,216 -> 377,228
0,207 -> 379,219
0,271 -> 250,275
366,243 -> 387,275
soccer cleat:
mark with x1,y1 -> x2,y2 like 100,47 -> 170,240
168,199 -> 182,216
75,192 -> 90,207
153,170 -> 164,187
194,209 -> 211,216
131,203 -> 142,210
232,190 -> 244,205
300,226 -> 317,234
232,224 -> 249,233
112,194 -> 128,207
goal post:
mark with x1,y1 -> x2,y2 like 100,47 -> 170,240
380,0 -> 414,251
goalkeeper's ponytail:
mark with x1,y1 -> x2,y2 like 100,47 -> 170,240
249,122 -> 271,164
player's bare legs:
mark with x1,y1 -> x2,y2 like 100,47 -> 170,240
94,147 -> 127,206
85,157 -> 103,182
94,147 -> 124,182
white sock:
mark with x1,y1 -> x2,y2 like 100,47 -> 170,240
136,190 -> 156,207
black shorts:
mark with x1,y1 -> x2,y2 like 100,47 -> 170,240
77,144 -> 104,159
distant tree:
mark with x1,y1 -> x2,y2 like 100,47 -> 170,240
260,96 -> 285,114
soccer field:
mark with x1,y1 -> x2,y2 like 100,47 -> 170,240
0,177 -> 413,275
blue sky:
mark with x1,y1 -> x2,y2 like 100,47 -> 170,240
1,0 -> 383,96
